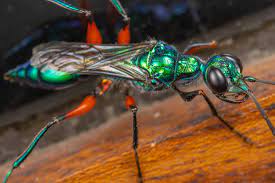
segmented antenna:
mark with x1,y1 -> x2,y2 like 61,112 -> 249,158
45,0 -> 91,16
243,76 -> 275,85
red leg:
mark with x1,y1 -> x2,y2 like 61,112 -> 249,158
183,41 -> 217,55
125,95 -> 136,109
65,79 -> 112,119
86,20 -> 103,44
117,23 -> 131,44
2,79 -> 112,183
77,0 -> 103,44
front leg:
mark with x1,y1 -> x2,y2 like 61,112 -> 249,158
172,85 -> 252,145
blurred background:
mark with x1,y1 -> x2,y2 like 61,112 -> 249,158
1,0 -> 275,165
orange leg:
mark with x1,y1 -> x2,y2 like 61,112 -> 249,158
65,79 -> 112,119
117,23 -> 131,44
86,20 -> 103,44
79,0 -> 130,45
183,41 -> 217,55
77,0 -> 103,44
3,79 -> 113,183
125,95 -> 136,110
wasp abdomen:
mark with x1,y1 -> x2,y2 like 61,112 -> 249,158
4,61 -> 79,90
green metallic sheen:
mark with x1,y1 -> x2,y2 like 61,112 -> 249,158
110,0 -> 128,20
203,55 -> 249,92
3,169 -> 12,183
131,41 -> 201,90
13,127 -> 48,168
245,76 -> 257,82
150,55 -> 175,81
40,68 -> 78,84
50,0 -> 80,11
5,63 -> 80,89
204,56 -> 242,79
26,66 -> 39,81
17,69 -> 26,78
176,55 -> 200,77
46,0 -> 90,15
2,120 -> 57,183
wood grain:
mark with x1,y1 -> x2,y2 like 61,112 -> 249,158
0,56 -> 275,183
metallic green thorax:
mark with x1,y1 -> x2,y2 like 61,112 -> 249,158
131,41 -> 201,91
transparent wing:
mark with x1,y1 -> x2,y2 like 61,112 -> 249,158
31,41 -> 157,81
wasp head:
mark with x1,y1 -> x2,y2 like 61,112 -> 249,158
203,54 -> 249,103
202,53 -> 275,135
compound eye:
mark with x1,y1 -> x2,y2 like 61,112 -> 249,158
206,67 -> 228,93
220,53 -> 243,72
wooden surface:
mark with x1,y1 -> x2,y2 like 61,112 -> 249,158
0,56 -> 275,182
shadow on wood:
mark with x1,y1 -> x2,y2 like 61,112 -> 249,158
0,56 -> 275,182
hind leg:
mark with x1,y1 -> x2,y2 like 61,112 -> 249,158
3,79 -> 112,183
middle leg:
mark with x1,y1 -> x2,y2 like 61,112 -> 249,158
125,94 -> 143,183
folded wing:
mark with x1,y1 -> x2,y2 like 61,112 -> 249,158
31,41 -> 157,81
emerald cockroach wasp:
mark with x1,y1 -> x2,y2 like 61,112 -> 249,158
3,0 -> 275,182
